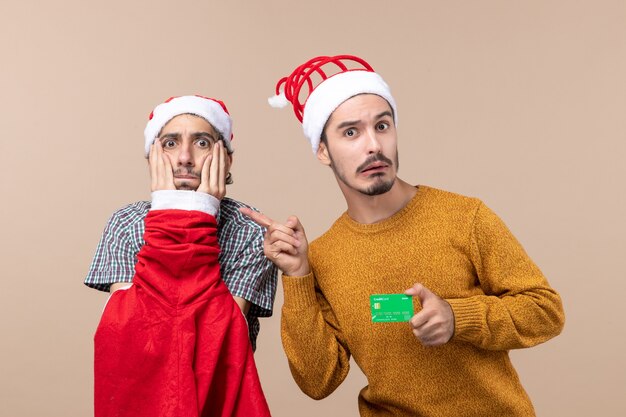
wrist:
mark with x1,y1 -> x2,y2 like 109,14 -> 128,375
285,261 -> 311,278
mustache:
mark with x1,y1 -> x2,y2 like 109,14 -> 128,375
173,168 -> 201,178
356,154 -> 394,173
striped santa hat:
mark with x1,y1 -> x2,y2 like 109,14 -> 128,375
268,55 -> 397,153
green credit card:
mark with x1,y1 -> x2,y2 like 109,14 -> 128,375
370,294 -> 414,323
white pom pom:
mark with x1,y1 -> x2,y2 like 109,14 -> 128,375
268,92 -> 289,108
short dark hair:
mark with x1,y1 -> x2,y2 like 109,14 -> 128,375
320,119 -> 330,146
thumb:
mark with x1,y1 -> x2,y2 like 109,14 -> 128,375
286,215 -> 306,234
404,283 -> 435,304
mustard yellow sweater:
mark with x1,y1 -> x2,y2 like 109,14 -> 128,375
281,186 -> 564,416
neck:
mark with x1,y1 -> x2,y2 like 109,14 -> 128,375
341,178 -> 417,224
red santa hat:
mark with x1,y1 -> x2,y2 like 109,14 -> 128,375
268,55 -> 397,153
144,95 -> 234,156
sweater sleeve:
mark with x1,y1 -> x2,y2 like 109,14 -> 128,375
280,273 -> 351,400
447,203 -> 565,350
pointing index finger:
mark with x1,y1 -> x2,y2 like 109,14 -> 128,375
239,207 -> 274,228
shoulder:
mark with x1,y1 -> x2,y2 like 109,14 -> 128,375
218,197 -> 266,240
97,201 -> 150,246
416,186 -> 520,244
412,186 -> 490,235
99,201 -> 149,239
108,200 -> 150,226
418,185 -> 482,212
100,201 -> 148,243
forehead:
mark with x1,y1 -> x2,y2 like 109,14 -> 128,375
327,94 -> 393,126
160,114 -> 217,134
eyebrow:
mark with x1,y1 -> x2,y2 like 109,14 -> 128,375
159,133 -> 179,140
336,119 -> 361,130
158,131 -> 216,140
335,111 -> 394,130
376,111 -> 394,120
192,131 -> 216,139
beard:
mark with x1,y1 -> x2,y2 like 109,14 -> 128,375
361,175 -> 395,195
173,168 -> 201,191
175,181 -> 197,190
329,152 -> 399,196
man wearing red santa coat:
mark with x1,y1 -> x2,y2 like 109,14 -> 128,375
93,96 -> 271,416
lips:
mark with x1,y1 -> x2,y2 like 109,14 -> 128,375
173,169 -> 200,180
356,155 -> 394,174
360,162 -> 388,173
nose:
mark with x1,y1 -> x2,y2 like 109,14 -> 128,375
364,128 -> 382,154
177,142 -> 194,166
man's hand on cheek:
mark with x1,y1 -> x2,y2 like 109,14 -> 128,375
149,140 -> 176,192
198,141 -> 227,200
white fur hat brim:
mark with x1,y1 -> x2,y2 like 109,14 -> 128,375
302,71 -> 397,153
144,96 -> 233,156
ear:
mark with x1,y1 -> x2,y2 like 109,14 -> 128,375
317,141 -> 331,166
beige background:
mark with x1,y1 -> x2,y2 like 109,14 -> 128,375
1,0 -> 625,416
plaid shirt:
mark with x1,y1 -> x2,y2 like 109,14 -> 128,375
85,197 -> 278,350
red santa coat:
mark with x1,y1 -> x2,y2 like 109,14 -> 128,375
94,209 -> 271,416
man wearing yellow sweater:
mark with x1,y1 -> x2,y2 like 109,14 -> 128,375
242,55 -> 565,416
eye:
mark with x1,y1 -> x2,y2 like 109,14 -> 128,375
344,128 -> 357,137
162,139 -> 177,148
376,122 -> 390,131
195,137 -> 215,148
